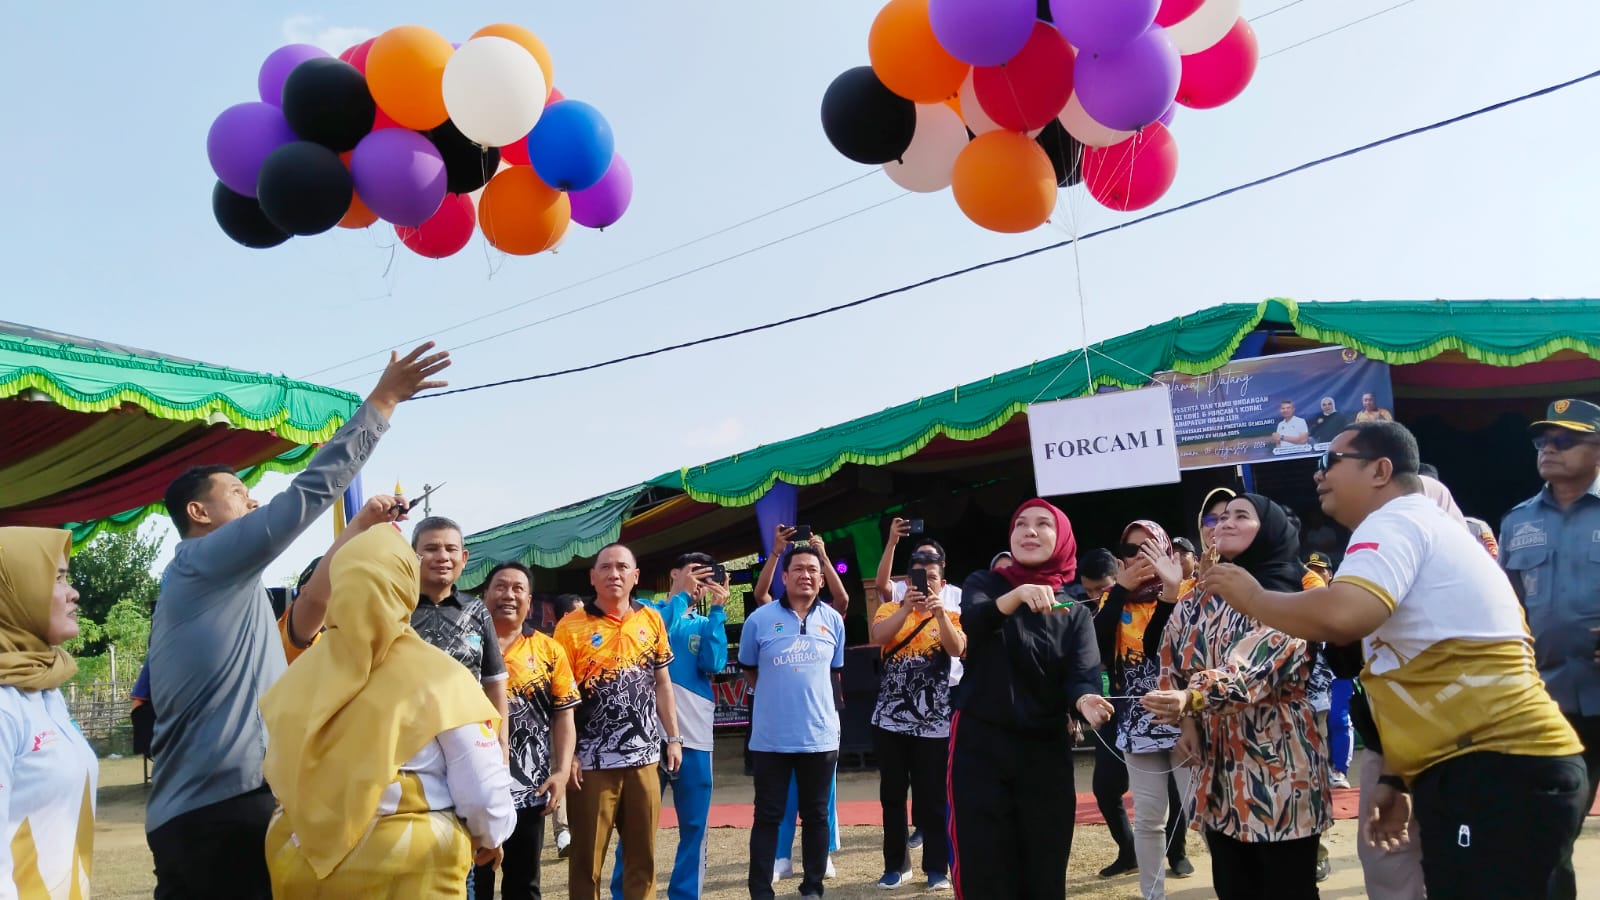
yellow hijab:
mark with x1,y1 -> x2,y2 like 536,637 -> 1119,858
0,527 -> 77,691
259,525 -> 497,878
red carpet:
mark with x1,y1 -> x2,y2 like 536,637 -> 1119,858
664,790 -> 1600,829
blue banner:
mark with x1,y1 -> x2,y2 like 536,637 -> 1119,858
1158,346 -> 1394,470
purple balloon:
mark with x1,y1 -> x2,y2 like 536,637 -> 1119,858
929,0 -> 1035,66
1158,103 -> 1176,127
1052,0 -> 1159,53
258,44 -> 329,106
349,129 -> 448,226
1074,25 -> 1181,131
570,154 -> 633,229
207,102 -> 297,197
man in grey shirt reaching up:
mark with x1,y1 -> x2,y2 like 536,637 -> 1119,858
144,343 -> 450,900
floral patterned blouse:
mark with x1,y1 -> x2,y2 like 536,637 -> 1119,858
1159,586 -> 1332,842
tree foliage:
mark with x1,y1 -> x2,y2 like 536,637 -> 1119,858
64,526 -> 163,661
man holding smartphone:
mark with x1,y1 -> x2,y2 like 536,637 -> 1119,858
610,552 -> 729,900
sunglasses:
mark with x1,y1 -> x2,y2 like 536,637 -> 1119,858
1115,542 -> 1144,559
909,551 -> 943,564
1533,433 -> 1598,452
1200,514 -> 1219,528
1317,449 -> 1377,473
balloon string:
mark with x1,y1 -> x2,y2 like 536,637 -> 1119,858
1086,721 -> 1204,899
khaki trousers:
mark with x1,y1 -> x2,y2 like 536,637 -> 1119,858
567,764 -> 660,900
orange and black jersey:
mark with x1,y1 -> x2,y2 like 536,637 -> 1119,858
502,631 -> 581,808
553,600 -> 673,770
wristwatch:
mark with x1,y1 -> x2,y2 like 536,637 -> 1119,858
665,735 -> 685,745
1377,774 -> 1408,794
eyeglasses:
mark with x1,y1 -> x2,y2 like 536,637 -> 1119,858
1317,449 -> 1377,474
1533,433 -> 1598,452
1200,514 -> 1219,528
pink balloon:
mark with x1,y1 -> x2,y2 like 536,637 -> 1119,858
1156,0 -> 1204,26
1176,18 -> 1257,109
1082,122 -> 1178,211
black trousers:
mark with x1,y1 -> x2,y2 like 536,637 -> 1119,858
875,726 -> 950,877
148,785 -> 275,900
1090,718 -> 1189,865
947,712 -> 1076,900
1203,829 -> 1321,900
1553,715 -> 1600,900
1412,750 -> 1588,900
473,804 -> 548,900
749,750 -> 837,900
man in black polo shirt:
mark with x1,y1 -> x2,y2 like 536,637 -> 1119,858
412,516 -> 510,755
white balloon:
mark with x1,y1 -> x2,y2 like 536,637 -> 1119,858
957,72 -> 1002,136
1166,0 -> 1241,54
1058,93 -> 1132,148
442,36 -> 548,147
883,103 -> 970,193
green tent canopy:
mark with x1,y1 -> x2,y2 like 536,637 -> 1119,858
0,320 -> 360,546
465,297 -> 1600,569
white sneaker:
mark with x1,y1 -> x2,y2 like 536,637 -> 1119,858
1330,771 -> 1352,789
554,829 -> 571,858
826,856 -> 837,879
773,858 -> 794,883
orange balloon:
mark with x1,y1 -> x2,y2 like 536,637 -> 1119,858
951,131 -> 1057,233
478,167 -> 571,255
339,191 -> 379,229
945,94 -> 963,119
869,0 -> 969,103
473,23 -> 554,99
366,25 -> 454,130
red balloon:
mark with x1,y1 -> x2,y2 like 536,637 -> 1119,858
1082,122 -> 1178,211
372,106 -> 402,131
1155,0 -> 1205,27
973,22 -> 1075,132
396,193 -> 476,257
339,38 -> 376,73
546,86 -> 565,106
1176,18 -> 1257,109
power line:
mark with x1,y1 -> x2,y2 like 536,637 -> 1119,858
300,171 -> 882,380
1249,0 -> 1312,22
1263,0 -> 1420,60
410,68 -> 1600,402
327,191 -> 908,386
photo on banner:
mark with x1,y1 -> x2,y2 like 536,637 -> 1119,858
1027,385 -> 1181,497
1158,346 -> 1395,470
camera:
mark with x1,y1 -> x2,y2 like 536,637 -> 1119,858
791,525 -> 813,542
908,519 -> 925,535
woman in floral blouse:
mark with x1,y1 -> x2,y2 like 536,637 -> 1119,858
1144,494 -> 1331,900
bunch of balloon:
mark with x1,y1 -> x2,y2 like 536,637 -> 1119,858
207,23 -> 634,257
821,0 -> 1256,232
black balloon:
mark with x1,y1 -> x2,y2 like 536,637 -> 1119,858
212,182 -> 290,248
1037,0 -> 1053,22
281,58 -> 375,152
820,66 -> 916,166
255,141 -> 352,236
426,121 -> 501,194
1036,119 -> 1085,187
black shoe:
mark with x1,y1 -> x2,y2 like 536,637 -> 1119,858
1315,857 -> 1331,882
1098,858 -> 1138,878
1168,857 -> 1195,879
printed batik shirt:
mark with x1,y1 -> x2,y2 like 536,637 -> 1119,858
502,631 -> 582,809
870,602 -> 963,739
411,589 -> 507,686
554,600 -> 673,770
1159,587 -> 1332,842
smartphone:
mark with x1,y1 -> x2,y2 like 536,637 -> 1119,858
908,519 -> 925,535
709,563 -> 727,583
909,567 -> 929,594
791,525 -> 813,542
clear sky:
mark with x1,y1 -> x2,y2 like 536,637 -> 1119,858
4,0 -> 1596,584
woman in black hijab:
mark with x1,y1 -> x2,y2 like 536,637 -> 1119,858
1142,494 -> 1331,900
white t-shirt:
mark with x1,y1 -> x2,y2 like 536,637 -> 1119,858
1330,493 -> 1581,778
0,687 -> 98,898
890,581 -> 964,686
1276,416 -> 1310,441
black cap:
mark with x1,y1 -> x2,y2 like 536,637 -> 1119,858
1172,537 -> 1196,554
1529,398 -> 1600,436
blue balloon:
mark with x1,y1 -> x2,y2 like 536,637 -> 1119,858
528,100 -> 615,192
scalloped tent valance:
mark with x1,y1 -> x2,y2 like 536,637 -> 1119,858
0,320 -> 360,546
466,297 -> 1600,570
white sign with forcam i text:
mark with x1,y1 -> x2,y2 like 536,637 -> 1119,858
1027,386 -> 1181,497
